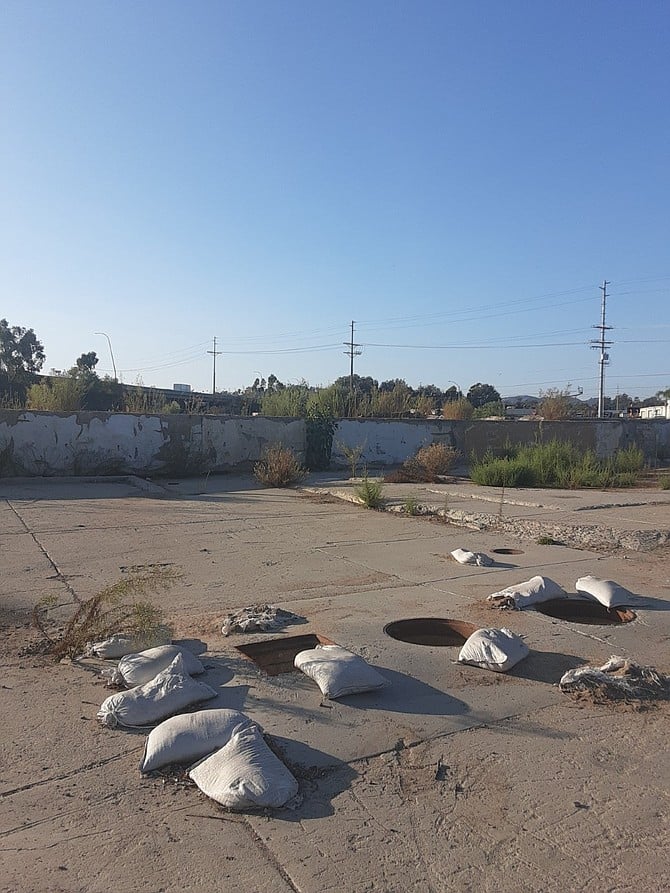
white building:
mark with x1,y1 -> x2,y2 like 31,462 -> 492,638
639,400 -> 670,420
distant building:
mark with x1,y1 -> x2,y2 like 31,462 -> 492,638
173,383 -> 192,393
638,400 -> 670,420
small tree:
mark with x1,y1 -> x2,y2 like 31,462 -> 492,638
466,382 -> 501,408
0,318 -> 45,402
538,387 -> 573,420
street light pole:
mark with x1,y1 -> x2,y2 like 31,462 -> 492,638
94,332 -> 117,381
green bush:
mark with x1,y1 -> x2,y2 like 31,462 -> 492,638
470,439 -> 644,490
660,475 -> 670,490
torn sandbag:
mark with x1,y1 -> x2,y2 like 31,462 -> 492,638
221,604 -> 305,636
87,625 -> 173,659
140,708 -> 257,774
575,575 -> 634,608
458,627 -> 530,673
188,725 -> 298,810
107,645 -> 206,688
559,656 -> 670,702
487,575 -> 566,609
97,653 -> 217,729
294,644 -> 387,699
450,548 -> 493,567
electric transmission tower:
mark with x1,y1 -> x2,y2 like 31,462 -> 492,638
590,281 -> 613,419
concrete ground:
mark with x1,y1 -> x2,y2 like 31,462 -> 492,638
1,473 -> 669,893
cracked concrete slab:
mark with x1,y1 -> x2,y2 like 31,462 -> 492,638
1,474 -> 669,892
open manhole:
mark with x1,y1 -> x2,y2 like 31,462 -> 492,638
492,548 -> 524,555
534,599 -> 636,625
235,633 -> 334,676
384,618 -> 477,647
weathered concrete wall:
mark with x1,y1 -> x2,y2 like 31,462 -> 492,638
0,411 -> 305,477
332,418 -> 670,467
1,411 -> 668,477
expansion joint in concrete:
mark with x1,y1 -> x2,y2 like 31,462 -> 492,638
5,500 -> 80,601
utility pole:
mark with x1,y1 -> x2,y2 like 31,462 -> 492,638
590,281 -> 613,419
343,320 -> 362,409
207,336 -> 222,395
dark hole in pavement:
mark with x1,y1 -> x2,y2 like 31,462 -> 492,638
492,548 -> 524,555
235,633 -> 334,675
384,618 -> 477,646
534,599 -> 636,625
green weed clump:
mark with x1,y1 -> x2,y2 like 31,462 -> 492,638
33,566 -> 180,660
355,475 -> 385,509
660,475 -> 670,490
470,440 -> 644,490
254,444 -> 307,487
402,495 -> 421,515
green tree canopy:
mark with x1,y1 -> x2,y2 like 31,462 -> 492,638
0,318 -> 45,401
466,382 -> 501,408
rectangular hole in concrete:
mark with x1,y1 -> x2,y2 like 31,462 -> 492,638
235,634 -> 335,676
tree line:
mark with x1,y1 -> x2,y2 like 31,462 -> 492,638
2,317 -> 668,418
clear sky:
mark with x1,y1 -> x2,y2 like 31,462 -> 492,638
2,0 -> 669,400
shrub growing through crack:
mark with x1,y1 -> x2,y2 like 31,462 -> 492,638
355,475 -> 385,509
32,566 -> 180,660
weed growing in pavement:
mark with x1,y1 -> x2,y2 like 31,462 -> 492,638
471,440 -> 645,489
402,495 -> 421,515
355,475 -> 385,509
254,444 -> 307,487
32,566 -> 181,660
337,440 -> 366,479
385,443 -> 459,483
537,535 -> 561,545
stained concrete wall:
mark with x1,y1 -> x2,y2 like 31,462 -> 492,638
331,418 -> 670,467
0,411 -> 305,477
0,411 -> 668,477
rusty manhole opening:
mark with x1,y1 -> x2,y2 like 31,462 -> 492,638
235,634 -> 334,676
534,599 -> 636,625
492,548 -> 524,555
384,618 -> 477,646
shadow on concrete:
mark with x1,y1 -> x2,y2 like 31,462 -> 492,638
340,665 -> 470,716
175,637 -> 209,655
508,649 -> 585,684
266,736 -> 359,822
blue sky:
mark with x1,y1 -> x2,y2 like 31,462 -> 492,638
2,0 -> 669,399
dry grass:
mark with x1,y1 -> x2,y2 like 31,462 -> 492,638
254,444 -> 307,487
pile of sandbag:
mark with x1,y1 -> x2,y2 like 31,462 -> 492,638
487,574 -> 635,610
451,548 -> 493,567
94,641 -> 300,810
487,575 -> 566,609
457,628 -> 529,673
294,644 -> 387,699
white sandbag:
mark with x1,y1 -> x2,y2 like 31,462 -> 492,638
88,625 -> 173,659
451,548 -> 493,567
97,654 -> 217,729
140,709 -> 257,773
487,575 -> 566,609
458,627 -> 529,673
575,575 -> 634,608
294,644 -> 387,699
188,725 -> 298,810
110,645 -> 206,688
